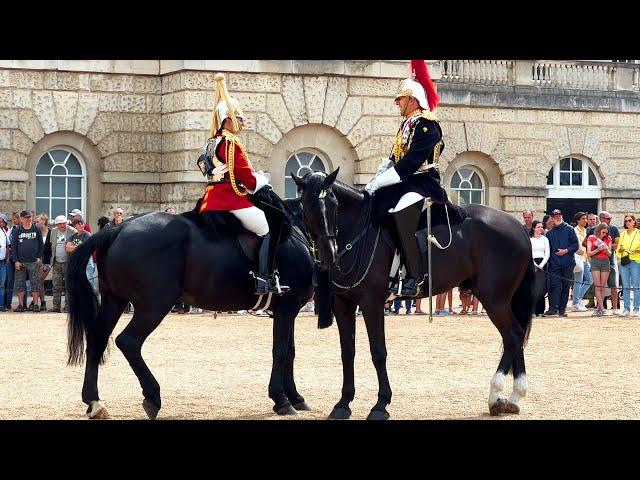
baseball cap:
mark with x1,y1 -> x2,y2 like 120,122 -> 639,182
552,209 -> 562,216
0,213 -> 7,223
19,210 -> 32,218
69,209 -> 83,217
54,215 -> 68,225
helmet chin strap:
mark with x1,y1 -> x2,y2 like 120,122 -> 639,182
400,96 -> 410,117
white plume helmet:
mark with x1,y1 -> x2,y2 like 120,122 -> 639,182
210,73 -> 245,136
395,78 -> 429,111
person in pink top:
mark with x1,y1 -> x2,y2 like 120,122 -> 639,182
586,223 -> 612,316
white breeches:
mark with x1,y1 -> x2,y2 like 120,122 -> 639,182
230,206 -> 269,237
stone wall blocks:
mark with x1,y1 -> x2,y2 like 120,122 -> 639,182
0,109 -> 19,129
348,78 -> 400,96
0,150 -> 27,170
346,117 -> 372,147
9,70 -> 44,89
74,93 -> 99,136
265,94 -> 294,134
120,94 -> 147,113
335,96 -> 362,136
322,77 -> 348,128
32,91 -> 58,134
303,76 -> 328,124
227,73 -> 281,93
11,130 -> 34,156
90,74 -> 134,92
103,154 -> 133,172
256,113 -> 282,144
0,90 -> 12,108
18,109 -> 45,143
281,76 -> 308,126
52,91 -> 79,131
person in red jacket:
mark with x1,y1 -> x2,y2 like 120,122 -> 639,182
198,73 -> 288,296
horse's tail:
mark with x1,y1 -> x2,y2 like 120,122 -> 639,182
511,256 -> 535,346
67,225 -> 124,366
315,266 -> 334,329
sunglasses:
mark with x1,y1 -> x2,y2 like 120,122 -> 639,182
625,219 -> 634,223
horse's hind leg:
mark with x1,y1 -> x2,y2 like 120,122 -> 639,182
481,303 -> 519,416
505,327 -> 527,414
115,306 -> 171,419
83,293 -> 128,419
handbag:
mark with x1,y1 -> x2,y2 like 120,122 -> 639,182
620,231 -> 638,267
573,253 -> 584,273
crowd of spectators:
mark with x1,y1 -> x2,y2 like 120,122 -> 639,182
526,209 -> 640,317
0,207 -> 130,313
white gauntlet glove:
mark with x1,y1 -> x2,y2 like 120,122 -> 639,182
375,157 -> 393,176
364,165 -> 401,195
248,171 -> 271,194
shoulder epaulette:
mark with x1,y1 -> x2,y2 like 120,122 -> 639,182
420,110 -> 439,122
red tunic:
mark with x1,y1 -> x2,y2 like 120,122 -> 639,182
199,133 -> 258,212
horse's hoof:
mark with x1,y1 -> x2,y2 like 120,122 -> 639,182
366,409 -> 390,421
489,398 -> 507,416
328,407 -> 352,420
87,400 -> 109,419
292,401 -> 311,411
274,403 -> 298,416
503,401 -> 520,414
142,399 -> 160,420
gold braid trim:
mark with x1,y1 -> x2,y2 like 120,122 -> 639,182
223,130 -> 254,197
392,130 -> 404,160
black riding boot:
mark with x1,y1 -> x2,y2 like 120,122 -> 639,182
255,233 -> 290,296
391,197 -> 424,297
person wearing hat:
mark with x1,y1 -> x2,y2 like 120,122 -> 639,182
10,211 -> 44,312
48,215 -> 77,313
363,60 -> 450,297
68,209 -> 91,233
544,209 -> 579,317
197,73 -> 288,296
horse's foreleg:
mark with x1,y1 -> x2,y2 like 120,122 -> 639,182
283,319 -> 309,411
361,300 -> 392,420
269,310 -> 297,415
328,296 -> 357,420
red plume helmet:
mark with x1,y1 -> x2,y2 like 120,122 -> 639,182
411,60 -> 440,112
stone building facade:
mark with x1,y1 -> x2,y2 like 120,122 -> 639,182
1,60 -> 639,225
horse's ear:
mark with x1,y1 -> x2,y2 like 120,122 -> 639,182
291,173 -> 306,191
323,167 -> 340,188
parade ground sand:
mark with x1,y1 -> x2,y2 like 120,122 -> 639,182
1,308 -> 638,420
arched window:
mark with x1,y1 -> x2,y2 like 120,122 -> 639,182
35,148 -> 85,219
284,150 -> 327,199
449,167 -> 485,206
546,156 -> 599,190
546,155 -> 601,219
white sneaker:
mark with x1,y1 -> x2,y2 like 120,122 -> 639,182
573,305 -> 588,312
634,310 -> 640,317
621,309 -> 631,317
612,309 -> 622,316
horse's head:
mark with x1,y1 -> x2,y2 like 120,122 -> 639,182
292,168 -> 340,270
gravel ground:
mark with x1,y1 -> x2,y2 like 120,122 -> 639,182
0,308 -> 638,420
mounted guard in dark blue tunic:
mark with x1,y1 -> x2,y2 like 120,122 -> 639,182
364,60 -> 452,297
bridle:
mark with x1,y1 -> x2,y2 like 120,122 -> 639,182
304,188 -> 339,265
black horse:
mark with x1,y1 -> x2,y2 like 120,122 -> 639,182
66,192 -> 315,419
292,169 -> 534,420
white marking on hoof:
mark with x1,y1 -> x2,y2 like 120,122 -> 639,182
488,372 -> 506,407
87,400 -> 108,419
507,374 -> 528,407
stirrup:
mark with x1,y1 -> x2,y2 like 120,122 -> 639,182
254,274 -> 290,296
